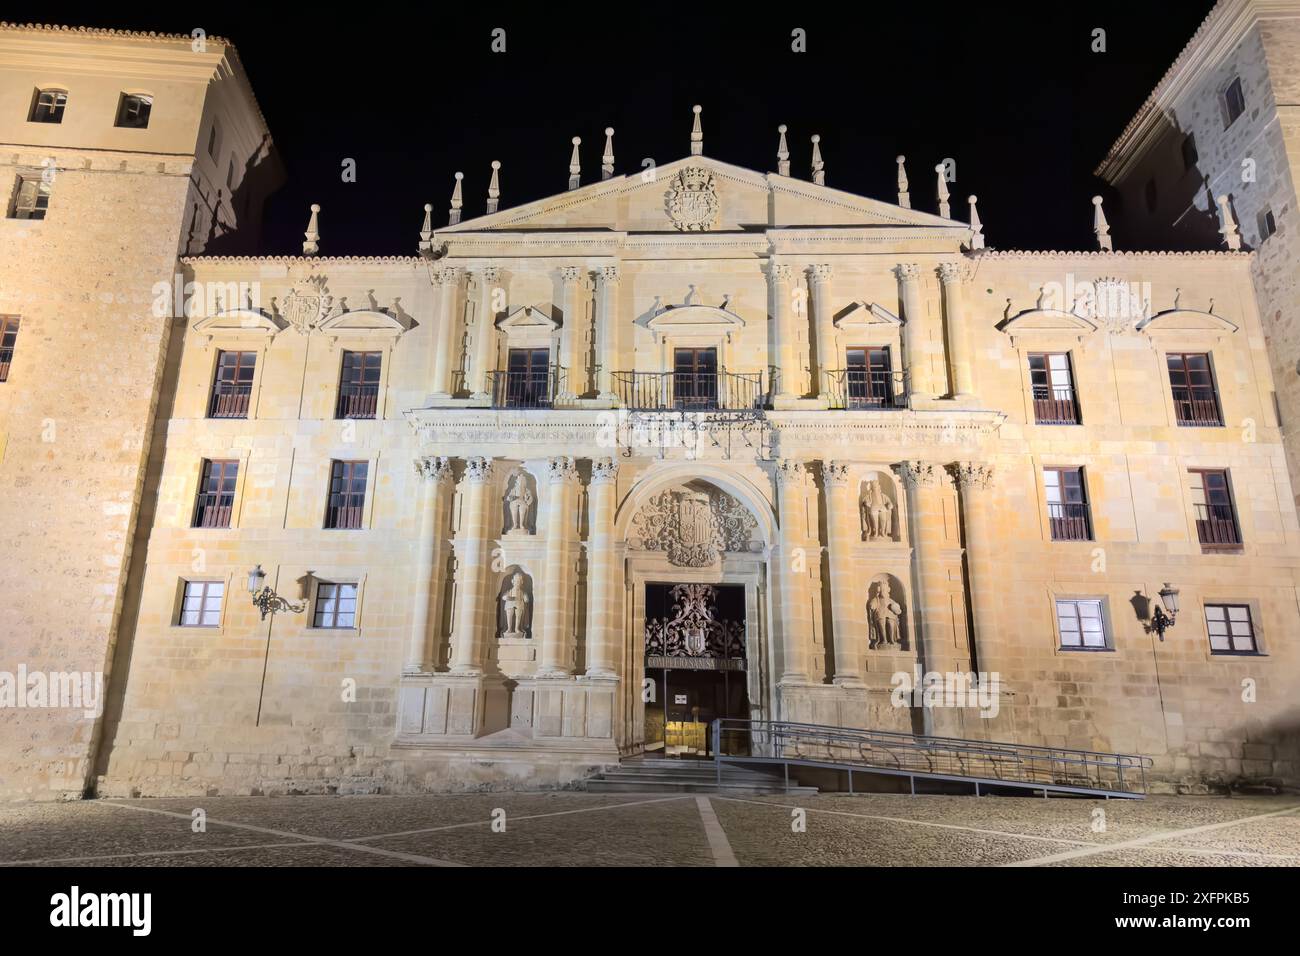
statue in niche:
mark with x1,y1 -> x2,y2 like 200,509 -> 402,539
867,577 -> 904,650
860,479 -> 894,541
503,471 -> 535,534
500,571 -> 531,639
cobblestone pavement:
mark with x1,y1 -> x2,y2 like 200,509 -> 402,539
1,792 -> 1297,867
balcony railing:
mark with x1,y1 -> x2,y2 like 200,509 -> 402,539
613,369 -> 766,411
193,493 -> 233,529
1195,504 -> 1241,550
1172,389 -> 1223,426
822,368 -> 906,409
208,382 -> 251,419
489,366 -> 564,409
1032,385 -> 1079,424
336,383 -> 379,419
1048,502 -> 1092,541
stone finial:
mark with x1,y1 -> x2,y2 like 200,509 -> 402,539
935,164 -> 950,219
777,124 -> 790,176
302,203 -> 320,255
485,161 -> 501,214
1217,194 -> 1241,250
568,137 -> 582,190
418,203 -> 433,254
1092,195 -> 1112,251
690,105 -> 703,156
896,155 -> 910,208
602,127 -> 615,180
811,134 -> 825,185
968,195 -> 984,250
448,172 -> 464,225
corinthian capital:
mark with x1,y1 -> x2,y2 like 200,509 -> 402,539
895,460 -> 939,488
463,456 -> 494,484
598,264 -> 621,287
591,457 -> 619,484
823,460 -> 852,487
415,455 -> 452,483
775,458 -> 807,486
559,265 -> 583,285
548,455 -> 579,484
809,263 -> 833,285
949,461 -> 995,492
894,263 -> 921,283
936,261 -> 962,284
766,261 -> 793,284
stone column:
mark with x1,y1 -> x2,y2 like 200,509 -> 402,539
938,262 -> 974,398
559,266 -> 586,401
774,459 -> 812,683
767,261 -> 798,402
450,456 -> 494,675
470,266 -> 501,399
404,456 -> 453,673
895,263 -> 933,401
431,266 -> 463,398
824,461 -> 863,686
951,461 -> 997,674
585,457 -> 619,677
595,265 -> 620,401
897,461 -> 952,674
539,455 -> 579,676
810,264 -> 836,399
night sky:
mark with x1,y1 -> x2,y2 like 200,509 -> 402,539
46,1 -> 1216,254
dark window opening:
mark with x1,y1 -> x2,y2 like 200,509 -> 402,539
1028,352 -> 1079,424
1191,468 -> 1241,551
1045,467 -> 1092,541
29,89 -> 66,123
193,459 -> 238,528
673,347 -> 718,409
325,460 -> 367,529
209,350 -> 255,418
336,350 -> 381,419
115,93 -> 152,129
1167,352 -> 1222,426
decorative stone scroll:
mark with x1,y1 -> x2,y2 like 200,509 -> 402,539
644,584 -> 745,660
629,483 -> 759,567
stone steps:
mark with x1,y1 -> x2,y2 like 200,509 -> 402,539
586,758 -> 816,795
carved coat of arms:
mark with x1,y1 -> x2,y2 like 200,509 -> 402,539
665,166 -> 720,232
276,277 -> 335,333
629,486 -> 758,567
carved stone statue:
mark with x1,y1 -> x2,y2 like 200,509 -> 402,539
860,479 -> 894,541
503,471 -> 535,534
500,571 -> 530,639
868,577 -> 904,650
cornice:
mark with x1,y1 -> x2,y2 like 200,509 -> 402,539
978,249 -> 1253,260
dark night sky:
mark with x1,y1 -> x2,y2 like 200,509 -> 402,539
46,1 -> 1216,254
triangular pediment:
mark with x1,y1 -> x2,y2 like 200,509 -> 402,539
498,305 -> 558,331
835,301 -> 902,329
434,156 -> 970,235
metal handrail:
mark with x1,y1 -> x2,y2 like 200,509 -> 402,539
712,718 -> 1152,797
822,368 -> 907,409
612,368 -> 766,411
488,365 -> 566,409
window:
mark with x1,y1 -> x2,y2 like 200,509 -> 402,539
1190,469 -> 1241,550
9,174 -> 51,220
193,459 -> 238,528
495,347 -> 552,409
209,350 -> 255,418
178,580 -> 224,627
115,93 -> 152,129
29,88 -> 66,123
673,347 -> 719,410
1167,352 -> 1222,426
226,158 -> 236,189
1028,352 -> 1079,424
325,460 -> 367,529
1181,132 -> 1199,172
1144,177 -> 1158,214
1205,604 -> 1258,654
1222,76 -> 1246,127
1257,207 -> 1276,242
207,119 -> 222,158
1056,599 -> 1107,650
0,316 -> 19,382
1044,467 -> 1092,541
336,351 -> 381,419
313,582 -> 358,628
845,346 -> 895,408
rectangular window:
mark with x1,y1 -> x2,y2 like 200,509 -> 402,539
178,580 -> 224,627
325,460 -> 367,529
1257,207 -> 1276,242
9,174 -> 51,220
193,459 -> 238,528
1181,132 -> 1198,172
1205,604 -> 1258,654
1190,469 -> 1241,550
0,316 -> 19,382
1167,352 -> 1222,426
1223,76 -> 1246,127
226,159 -> 236,189
1044,467 -> 1092,541
115,93 -> 152,129
207,119 -> 222,158
313,582 -> 358,629
496,348 -> 552,408
209,350 -> 256,418
673,347 -> 719,410
1028,352 -> 1079,424
336,350 -> 381,419
29,88 -> 66,123
845,346 -> 895,408
1056,599 -> 1107,650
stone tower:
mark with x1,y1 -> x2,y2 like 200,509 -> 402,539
0,23 -> 279,799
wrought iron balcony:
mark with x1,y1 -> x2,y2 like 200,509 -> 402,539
1172,388 -> 1223,426
335,383 -> 379,419
192,492 -> 234,529
1048,502 -> 1092,541
1032,384 -> 1079,424
1195,504 -> 1241,550
822,368 -> 906,410
488,366 -> 565,409
208,382 -> 252,419
612,369 -> 766,411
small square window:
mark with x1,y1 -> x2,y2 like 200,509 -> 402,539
1205,604 -> 1258,654
178,580 -> 224,627
9,175 -> 51,220
313,582 -> 358,629
1257,207 -> 1276,242
116,93 -> 152,129
1056,599 -> 1108,650
1223,76 -> 1246,127
29,89 -> 66,123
